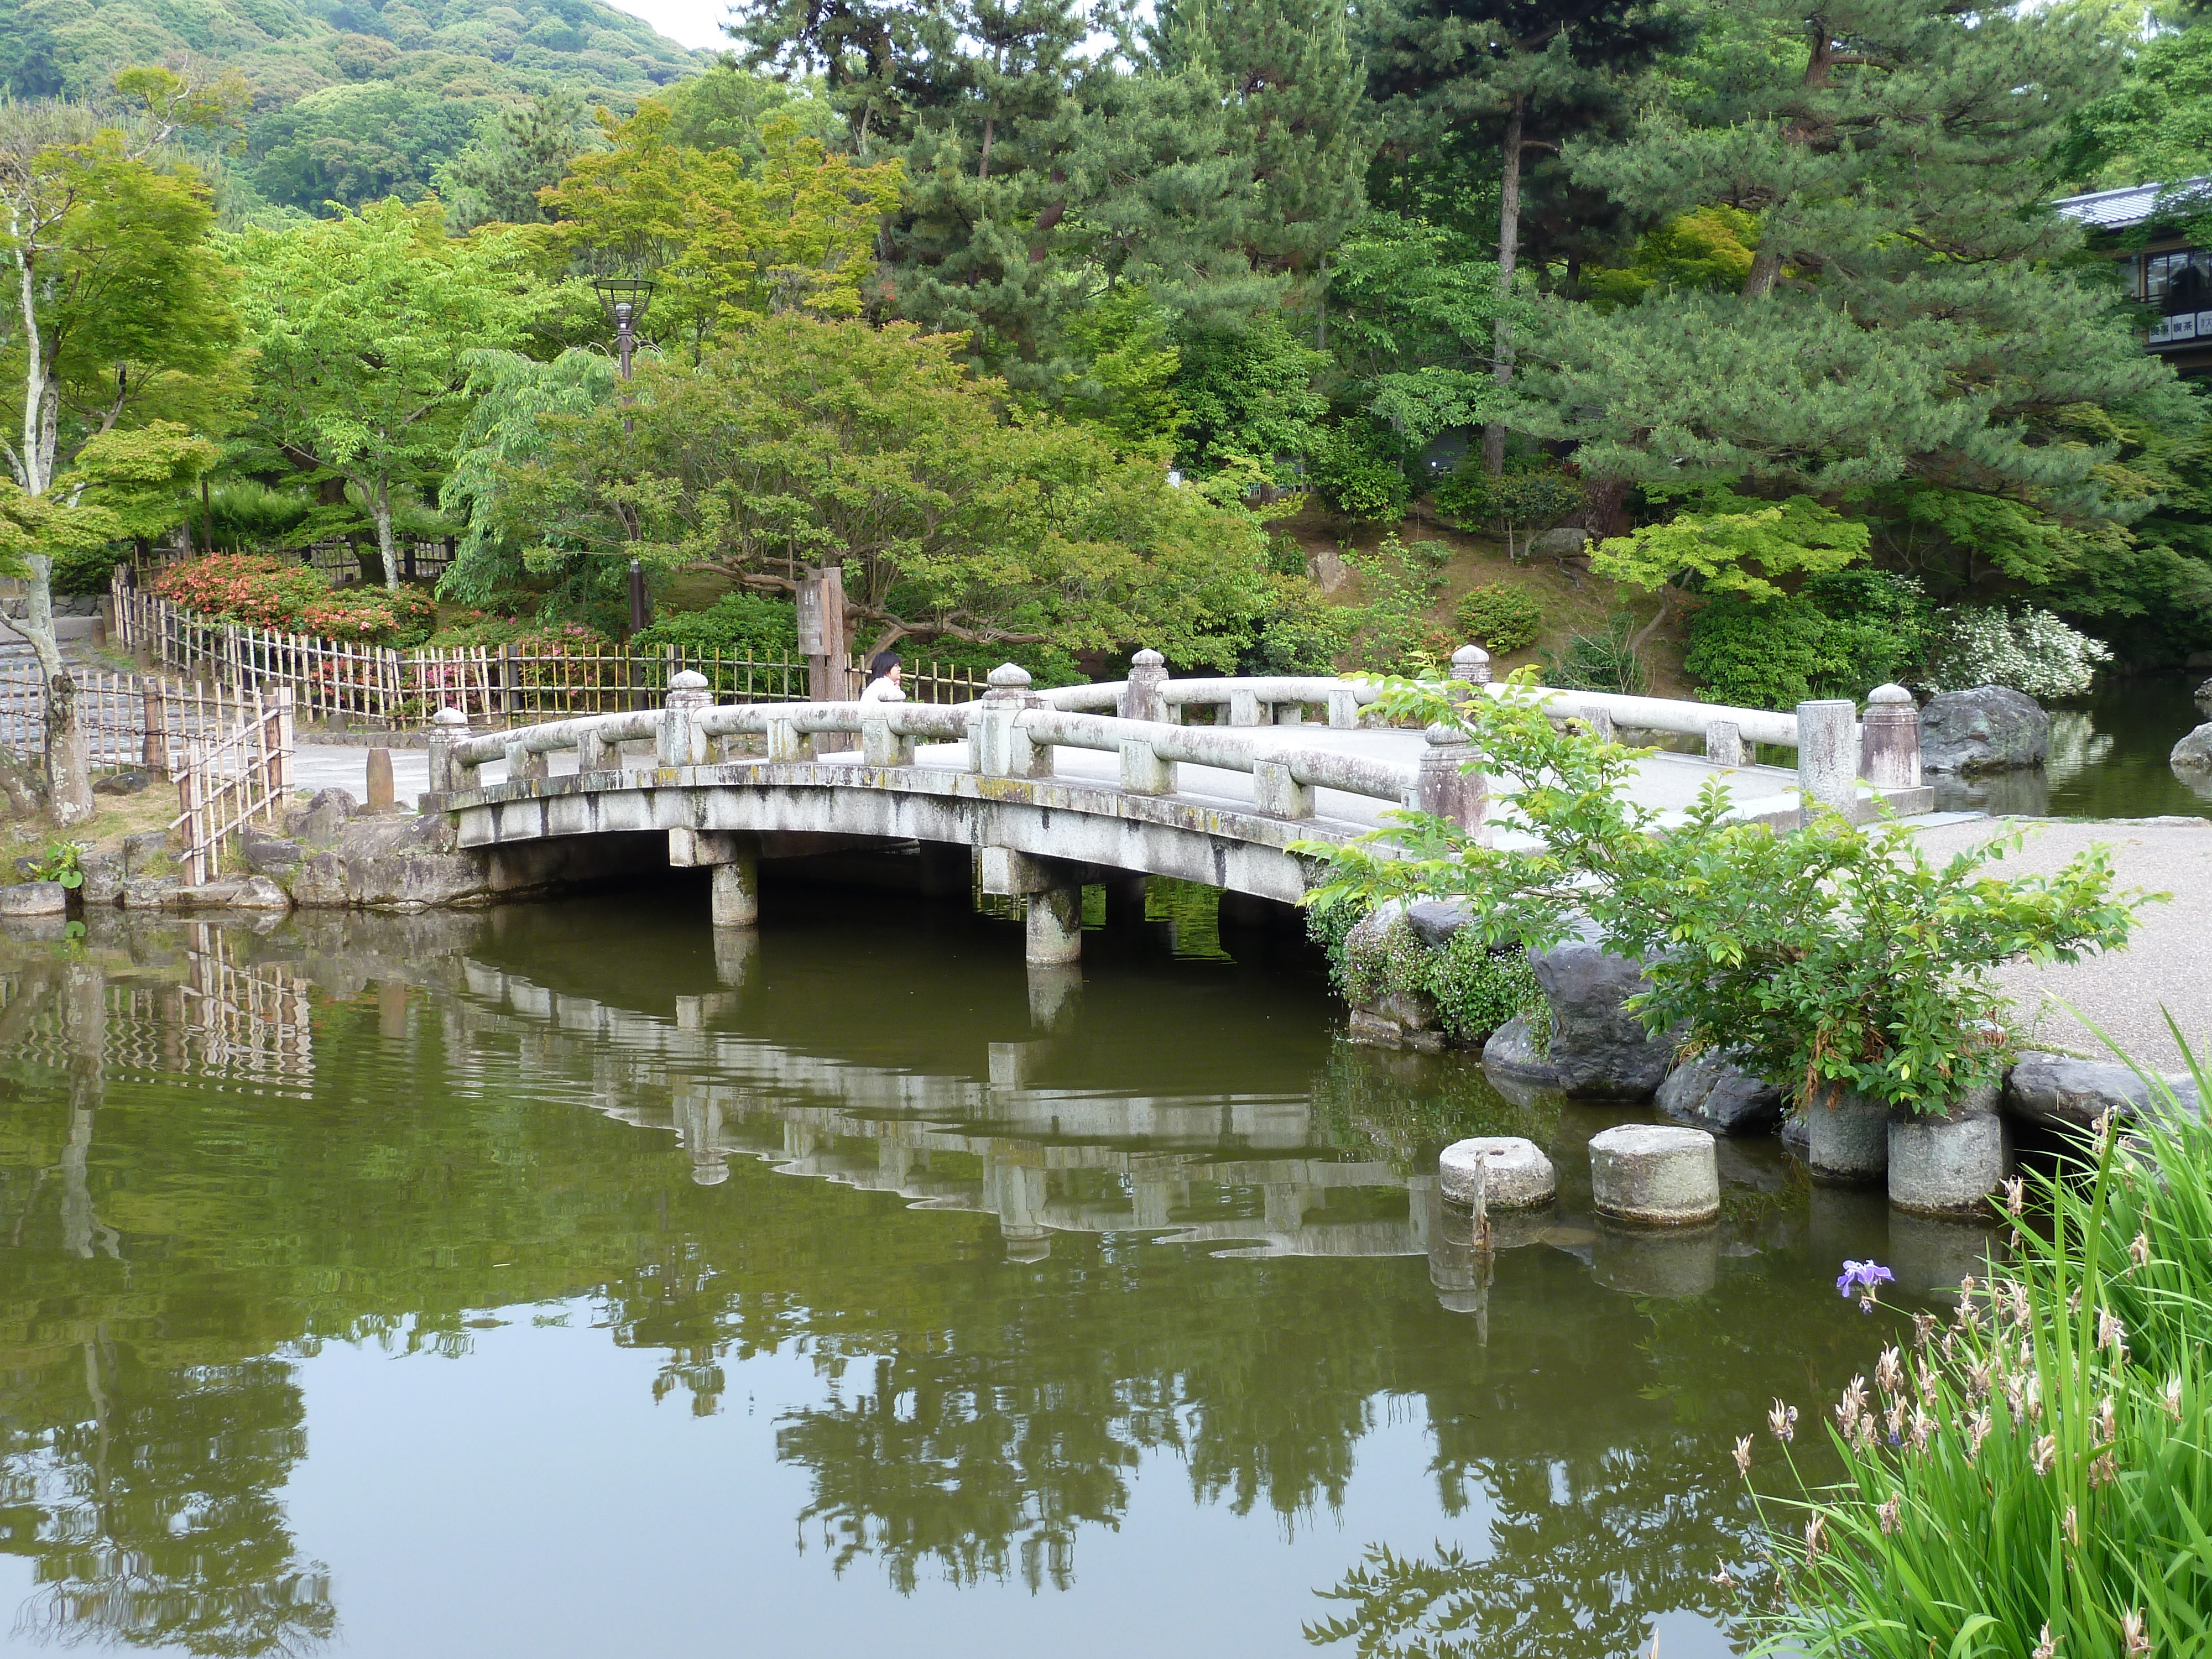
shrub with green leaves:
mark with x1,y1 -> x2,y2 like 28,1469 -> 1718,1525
1300,672 -> 2143,1113
1543,613 -> 1648,695
1311,422 -> 1412,523
1247,574 -> 1356,674
1921,606 -> 2112,701
1433,461 -> 1585,557
1745,1064 -> 2212,1657
1455,584 -> 1545,653
1686,572 -> 1930,709
631,591 -> 800,658
1316,899 -> 1545,1047
1346,535 -> 1448,674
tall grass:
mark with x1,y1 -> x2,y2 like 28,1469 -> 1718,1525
1743,1029 -> 2212,1657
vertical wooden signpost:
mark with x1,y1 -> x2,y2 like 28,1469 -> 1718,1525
797,566 -> 852,750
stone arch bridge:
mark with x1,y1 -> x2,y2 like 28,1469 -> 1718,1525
427,650 -> 1931,964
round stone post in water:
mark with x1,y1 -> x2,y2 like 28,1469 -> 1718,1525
1589,1124 -> 1720,1226
1887,1083 -> 2004,1217
1802,1091 -> 1890,1186
1794,698 -> 1860,825
1860,684 -> 1922,790
1121,647 -> 1168,722
1026,882 -> 1083,967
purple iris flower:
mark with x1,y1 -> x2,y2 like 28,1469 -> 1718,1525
1837,1260 -> 1895,1311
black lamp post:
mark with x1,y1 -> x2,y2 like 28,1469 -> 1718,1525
591,275 -> 657,380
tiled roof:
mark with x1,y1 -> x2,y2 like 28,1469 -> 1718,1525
2054,179 -> 2212,230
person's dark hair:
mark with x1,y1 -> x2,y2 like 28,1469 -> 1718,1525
869,650 -> 902,680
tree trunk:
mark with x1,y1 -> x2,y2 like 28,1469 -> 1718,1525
372,482 -> 400,593
23,556 -> 93,823
1483,94 -> 1525,478
1740,246 -> 1782,300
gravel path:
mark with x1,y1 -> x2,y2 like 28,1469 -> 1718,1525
1911,815 -> 2212,1071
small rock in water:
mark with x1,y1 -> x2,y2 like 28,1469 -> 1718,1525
0,880 -> 69,916
1528,935 -> 1676,1100
1919,685 -> 2051,774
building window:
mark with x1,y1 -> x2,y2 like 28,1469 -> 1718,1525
2147,249 -> 2212,344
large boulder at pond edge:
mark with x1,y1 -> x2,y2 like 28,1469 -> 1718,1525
1526,935 -> 1676,1100
1919,686 -> 2050,774
2003,1051 -> 2201,1131
2174,722 -> 2212,773
1656,1051 -> 1786,1135
286,811 -> 494,911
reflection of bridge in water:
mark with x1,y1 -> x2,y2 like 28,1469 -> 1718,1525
451,952 -> 1460,1268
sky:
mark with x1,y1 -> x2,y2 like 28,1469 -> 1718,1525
609,0 -> 735,53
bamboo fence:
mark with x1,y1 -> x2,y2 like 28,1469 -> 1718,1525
110,579 -> 993,729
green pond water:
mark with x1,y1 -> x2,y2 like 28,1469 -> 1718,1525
0,880 -> 1957,1658
1933,674 -> 2212,819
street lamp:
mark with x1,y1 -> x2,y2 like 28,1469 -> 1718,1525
591,275 -> 657,380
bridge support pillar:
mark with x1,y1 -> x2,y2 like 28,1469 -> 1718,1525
670,827 -> 761,927
1026,883 -> 1084,967
980,847 -> 1086,965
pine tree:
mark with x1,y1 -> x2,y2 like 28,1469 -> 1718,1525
1360,0 -> 1692,472
439,91 -> 597,229
1542,0 -> 2188,535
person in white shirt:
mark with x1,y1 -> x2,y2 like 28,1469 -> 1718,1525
859,650 -> 905,702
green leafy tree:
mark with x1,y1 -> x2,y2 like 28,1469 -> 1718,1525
1546,0 -> 2187,561
231,199 -> 551,592
1361,0 -> 1694,473
1590,484 -> 1870,652
476,312 -> 1272,661
0,67 -> 244,822
248,81 -> 489,214
541,102 -> 902,360
438,90 -> 601,231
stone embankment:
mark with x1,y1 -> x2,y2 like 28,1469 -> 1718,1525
1349,847 -> 2209,1220
39,788 -> 661,916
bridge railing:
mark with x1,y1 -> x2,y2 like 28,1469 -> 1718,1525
429,644 -> 1922,830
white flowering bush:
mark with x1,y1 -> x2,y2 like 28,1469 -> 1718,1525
1919,606 -> 2112,701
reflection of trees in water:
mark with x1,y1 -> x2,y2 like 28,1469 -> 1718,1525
0,912 -> 1884,1651
1305,1440 -> 1749,1659
6,1359 -> 335,1656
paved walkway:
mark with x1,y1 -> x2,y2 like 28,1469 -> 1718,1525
1911,816 -> 2212,1071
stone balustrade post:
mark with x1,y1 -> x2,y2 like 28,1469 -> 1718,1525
503,736 -> 547,786
1416,723 -> 1488,837
1252,759 -> 1314,820
1796,698 -> 1860,825
862,713 -> 916,767
1119,738 -> 1175,796
1121,647 -> 1168,722
1229,687 -> 1266,727
424,705 -> 470,802
660,669 -> 711,768
1860,683 -> 1921,789
578,722 -> 609,772
1449,645 -> 1491,708
765,713 -> 815,763
1703,719 -> 1744,768
977,662 -> 1049,779
1326,687 -> 1360,729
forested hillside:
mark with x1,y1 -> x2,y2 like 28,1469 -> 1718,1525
0,0 -> 701,211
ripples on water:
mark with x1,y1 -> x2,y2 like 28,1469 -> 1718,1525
0,881 -> 1936,1658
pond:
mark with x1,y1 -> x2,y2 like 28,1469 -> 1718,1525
0,880 -> 1946,1658
1933,673 -> 2212,819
